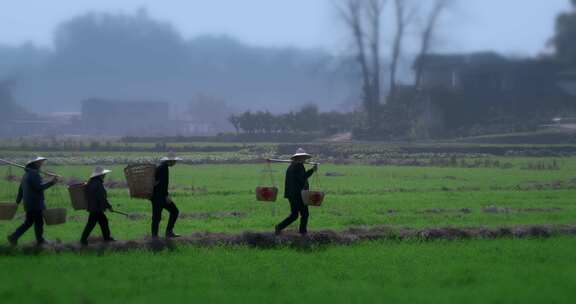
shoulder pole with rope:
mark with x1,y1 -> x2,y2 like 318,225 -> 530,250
0,158 -> 133,217
266,158 -> 320,166
0,158 -> 62,178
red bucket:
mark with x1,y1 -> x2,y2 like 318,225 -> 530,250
301,190 -> 325,206
256,186 -> 278,202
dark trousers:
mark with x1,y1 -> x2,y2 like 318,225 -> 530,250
151,197 -> 179,237
276,196 -> 309,234
81,212 -> 111,241
10,210 -> 44,243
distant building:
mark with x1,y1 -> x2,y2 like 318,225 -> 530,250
81,99 -> 170,135
414,52 -> 574,99
411,52 -> 576,137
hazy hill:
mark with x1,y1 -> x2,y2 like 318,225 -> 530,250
0,11 -> 357,114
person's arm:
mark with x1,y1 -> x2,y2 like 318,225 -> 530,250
39,173 -> 57,191
41,178 -> 57,190
305,165 -> 317,178
28,172 -> 55,191
16,184 -> 23,204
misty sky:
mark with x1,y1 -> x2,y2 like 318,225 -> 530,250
0,0 -> 571,56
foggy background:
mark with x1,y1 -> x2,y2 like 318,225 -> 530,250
0,0 -> 574,139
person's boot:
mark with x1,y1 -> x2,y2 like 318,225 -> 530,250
165,231 -> 181,238
80,239 -> 88,246
36,238 -> 46,246
7,235 -> 17,246
104,237 -> 116,243
274,226 -> 282,236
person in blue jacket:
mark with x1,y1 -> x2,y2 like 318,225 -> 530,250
7,157 -> 58,246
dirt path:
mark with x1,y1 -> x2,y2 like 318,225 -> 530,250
2,224 -> 576,255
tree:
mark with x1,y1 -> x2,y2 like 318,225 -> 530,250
552,0 -> 576,64
52,9 -> 188,75
228,114 -> 241,134
414,0 -> 451,88
390,0 -> 416,97
238,111 -> 257,134
336,0 -> 386,132
294,104 -> 321,132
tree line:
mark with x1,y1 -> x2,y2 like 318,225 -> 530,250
227,105 -> 358,135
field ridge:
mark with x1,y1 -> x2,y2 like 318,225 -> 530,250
2,224 -> 576,255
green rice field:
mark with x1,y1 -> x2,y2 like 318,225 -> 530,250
1,147 -> 575,303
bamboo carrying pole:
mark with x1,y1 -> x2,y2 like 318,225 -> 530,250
267,158 -> 320,165
0,158 -> 62,178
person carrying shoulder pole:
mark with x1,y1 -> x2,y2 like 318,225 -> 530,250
7,157 -> 58,246
275,148 -> 318,236
80,167 -> 115,246
150,152 -> 181,239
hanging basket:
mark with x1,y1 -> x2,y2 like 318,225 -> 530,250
256,186 -> 278,202
0,203 -> 18,220
301,190 -> 325,206
68,183 -> 87,210
256,161 -> 278,202
43,208 -> 67,225
124,164 -> 156,199
301,165 -> 324,206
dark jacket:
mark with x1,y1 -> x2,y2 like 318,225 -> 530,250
284,162 -> 315,199
85,176 -> 111,213
152,163 -> 169,200
16,168 -> 56,212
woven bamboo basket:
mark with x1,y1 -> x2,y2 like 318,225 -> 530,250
301,190 -> 325,206
124,164 -> 156,199
256,186 -> 278,202
68,183 -> 87,210
43,208 -> 67,225
0,203 -> 18,220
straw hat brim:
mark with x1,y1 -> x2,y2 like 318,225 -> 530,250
90,169 -> 111,178
160,157 -> 183,162
290,153 -> 312,160
26,157 -> 47,165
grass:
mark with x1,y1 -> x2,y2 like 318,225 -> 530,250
1,152 -> 576,303
1,159 -> 576,241
1,238 -> 576,303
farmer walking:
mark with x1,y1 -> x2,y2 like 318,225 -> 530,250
275,148 -> 317,235
150,153 -> 181,238
7,157 -> 58,246
80,167 -> 115,245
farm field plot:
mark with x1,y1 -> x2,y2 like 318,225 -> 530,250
1,238 -> 576,303
1,151 -> 576,303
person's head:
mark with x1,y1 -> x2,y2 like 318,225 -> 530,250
26,157 -> 47,170
90,167 -> 111,180
291,156 -> 309,164
160,152 -> 181,167
163,160 -> 177,167
290,148 -> 312,164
